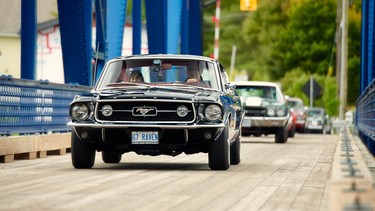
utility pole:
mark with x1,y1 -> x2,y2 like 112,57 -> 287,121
213,0 -> 221,60
335,0 -> 342,99
229,45 -> 237,80
339,0 -> 348,120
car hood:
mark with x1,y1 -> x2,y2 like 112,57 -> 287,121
242,96 -> 283,107
95,87 -> 223,102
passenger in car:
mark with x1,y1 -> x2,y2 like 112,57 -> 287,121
186,69 -> 201,83
129,71 -> 144,83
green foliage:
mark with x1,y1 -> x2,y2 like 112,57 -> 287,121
275,0 -> 337,77
280,68 -> 310,104
202,0 -> 361,116
322,77 -> 340,116
281,69 -> 339,116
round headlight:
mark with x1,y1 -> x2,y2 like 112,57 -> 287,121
177,105 -> 188,117
266,107 -> 275,117
204,104 -> 222,121
276,107 -> 286,117
101,105 -> 113,116
71,103 -> 89,121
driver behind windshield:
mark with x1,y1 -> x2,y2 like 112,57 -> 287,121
129,71 -> 144,83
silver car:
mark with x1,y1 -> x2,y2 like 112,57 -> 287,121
305,107 -> 328,134
233,81 -> 292,143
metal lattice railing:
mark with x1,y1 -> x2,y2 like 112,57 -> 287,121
356,79 -> 375,156
0,75 -> 91,135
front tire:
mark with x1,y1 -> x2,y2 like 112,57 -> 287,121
71,132 -> 95,169
102,151 -> 122,163
209,125 -> 230,170
275,126 -> 288,143
288,124 -> 296,138
230,134 -> 241,165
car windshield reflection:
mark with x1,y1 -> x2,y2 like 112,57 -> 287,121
96,59 -> 219,90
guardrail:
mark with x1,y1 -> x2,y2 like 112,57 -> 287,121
329,127 -> 375,210
0,75 -> 91,135
356,79 -> 375,156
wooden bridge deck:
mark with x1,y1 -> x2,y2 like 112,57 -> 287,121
0,131 -> 374,211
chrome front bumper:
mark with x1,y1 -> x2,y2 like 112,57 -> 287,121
241,116 -> 288,128
67,121 -> 225,129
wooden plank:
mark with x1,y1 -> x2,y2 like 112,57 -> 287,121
0,154 -> 14,163
38,151 -> 47,158
0,133 -> 70,163
14,152 -> 37,160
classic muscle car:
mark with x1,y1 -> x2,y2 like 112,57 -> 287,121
305,107 -> 330,134
68,54 -> 243,170
233,81 -> 292,143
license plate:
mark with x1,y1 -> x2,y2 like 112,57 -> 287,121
242,119 -> 251,127
131,131 -> 159,144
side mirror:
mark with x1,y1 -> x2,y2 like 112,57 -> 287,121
225,83 -> 236,90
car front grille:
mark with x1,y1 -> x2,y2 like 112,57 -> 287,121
244,106 -> 266,117
96,100 -> 195,123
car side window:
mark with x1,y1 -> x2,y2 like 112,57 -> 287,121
218,63 -> 229,91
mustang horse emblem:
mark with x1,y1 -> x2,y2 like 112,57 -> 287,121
136,107 -> 155,115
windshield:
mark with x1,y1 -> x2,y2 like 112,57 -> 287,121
307,109 -> 323,116
96,59 -> 219,90
287,100 -> 303,109
236,85 -> 284,103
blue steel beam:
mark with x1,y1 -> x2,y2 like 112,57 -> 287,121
94,0 -> 107,80
107,0 -> 127,59
181,0 -> 202,55
21,0 -> 37,80
145,0 -> 166,54
181,1 -> 189,54
369,0 -> 375,86
357,0 -> 375,156
94,0 -> 127,80
361,0 -> 368,93
145,0 -> 199,55
187,0 -> 202,55
57,0 -> 92,86
132,0 -> 142,55
165,0 -> 182,54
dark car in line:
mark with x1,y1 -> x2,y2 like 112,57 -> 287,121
68,54 -> 244,170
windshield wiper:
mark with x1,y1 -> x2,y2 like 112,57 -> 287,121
96,89 -> 127,97
160,83 -> 214,91
106,82 -> 153,88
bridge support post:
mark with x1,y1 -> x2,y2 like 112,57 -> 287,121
21,0 -> 37,80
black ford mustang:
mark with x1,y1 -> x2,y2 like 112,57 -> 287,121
68,54 -> 243,170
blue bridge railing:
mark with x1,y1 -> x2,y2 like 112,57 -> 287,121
356,79 -> 375,156
0,75 -> 91,135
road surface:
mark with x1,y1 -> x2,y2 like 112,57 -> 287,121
0,134 -> 339,211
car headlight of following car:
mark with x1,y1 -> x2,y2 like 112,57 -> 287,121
266,107 -> 276,117
70,103 -> 93,121
204,104 -> 222,121
266,106 -> 287,117
276,107 -> 286,117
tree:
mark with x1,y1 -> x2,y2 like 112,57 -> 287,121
238,0 -> 290,81
275,0 -> 337,78
202,0 -> 360,111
